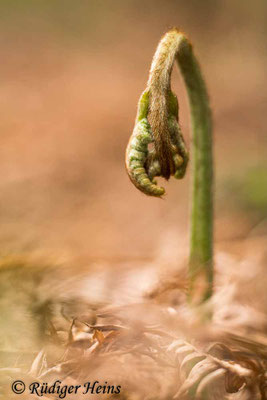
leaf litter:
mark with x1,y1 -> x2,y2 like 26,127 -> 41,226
0,247 -> 266,400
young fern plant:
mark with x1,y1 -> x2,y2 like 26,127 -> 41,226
126,29 -> 213,304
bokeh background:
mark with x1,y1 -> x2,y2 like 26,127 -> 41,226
1,4 -> 267,395
0,0 -> 266,265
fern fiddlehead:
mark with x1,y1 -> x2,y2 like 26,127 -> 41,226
125,29 -> 213,304
126,88 -> 188,197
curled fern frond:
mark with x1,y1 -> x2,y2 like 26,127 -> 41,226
125,28 -> 213,304
125,30 -> 189,197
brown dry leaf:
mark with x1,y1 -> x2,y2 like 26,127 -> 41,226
93,329 -> 105,344
29,349 -> 46,377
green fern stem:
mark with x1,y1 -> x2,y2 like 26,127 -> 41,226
152,31 -> 213,303
173,34 -> 213,302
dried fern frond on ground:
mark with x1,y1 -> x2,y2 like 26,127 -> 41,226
1,303 -> 266,399
0,249 -> 266,400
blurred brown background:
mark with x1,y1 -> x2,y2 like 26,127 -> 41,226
0,0 -> 266,264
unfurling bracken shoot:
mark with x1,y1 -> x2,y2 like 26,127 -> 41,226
125,29 -> 213,304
